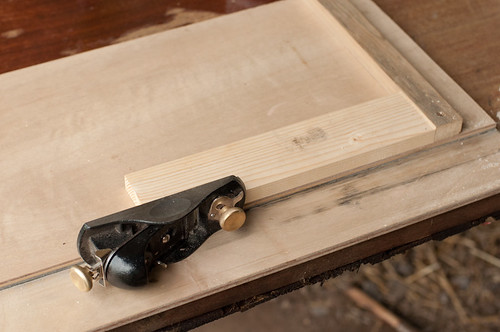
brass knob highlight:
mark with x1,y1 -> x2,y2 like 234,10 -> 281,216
70,265 -> 93,292
219,206 -> 246,231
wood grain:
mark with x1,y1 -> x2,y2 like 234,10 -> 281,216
2,0 -> 499,125
126,0 -> 489,208
318,0 -> 462,141
0,0 -> 497,330
2,129 -> 500,332
123,1 -> 500,327
0,0 -> 274,74
125,93 -> 435,206
354,0 -> 494,135
374,0 -> 500,126
117,193 -> 500,331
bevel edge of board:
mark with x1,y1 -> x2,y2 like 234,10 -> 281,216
125,93 -> 436,206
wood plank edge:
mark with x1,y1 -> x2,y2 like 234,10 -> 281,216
110,194 -> 500,331
316,0 -> 464,140
4,131 -> 497,290
4,132 -> 494,289
3,131 -> 499,330
125,176 -> 141,206
246,130 -> 435,207
433,115 -> 463,142
108,130 -> 500,330
0,258 -> 81,291
249,127 -> 498,208
125,125 -> 497,210
5,129 -> 495,289
351,0 -> 494,133
124,93 -> 435,206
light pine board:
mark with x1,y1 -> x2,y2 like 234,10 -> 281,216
0,0 -> 496,330
124,0 -> 467,207
125,93 -> 436,206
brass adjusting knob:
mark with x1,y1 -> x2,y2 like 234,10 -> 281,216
219,206 -> 246,231
69,249 -> 110,292
69,265 -> 93,292
209,192 -> 246,231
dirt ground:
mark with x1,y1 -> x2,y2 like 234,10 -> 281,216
195,218 -> 500,331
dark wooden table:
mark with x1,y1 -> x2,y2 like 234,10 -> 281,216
2,1 -> 499,330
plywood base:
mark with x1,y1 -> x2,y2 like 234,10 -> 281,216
0,0 -> 462,288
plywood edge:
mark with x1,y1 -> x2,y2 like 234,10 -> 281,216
316,0 -> 463,141
125,93 -> 435,205
350,0 -> 495,135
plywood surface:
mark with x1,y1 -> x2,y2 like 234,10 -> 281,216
0,0 -> 398,287
0,0 -> 458,288
0,0 -> 496,331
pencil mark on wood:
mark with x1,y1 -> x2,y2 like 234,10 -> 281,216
290,44 -> 308,66
292,128 -> 327,150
